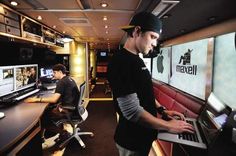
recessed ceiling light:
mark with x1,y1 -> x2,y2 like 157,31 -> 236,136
104,25 -> 108,28
105,31 -> 108,34
103,16 -> 108,21
37,15 -> 42,20
53,25 -> 56,29
10,1 -> 18,6
100,2 -> 108,8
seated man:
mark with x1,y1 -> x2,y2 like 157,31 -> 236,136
24,64 -> 80,148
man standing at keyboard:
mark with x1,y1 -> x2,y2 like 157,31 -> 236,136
107,12 -> 194,156
24,63 -> 78,150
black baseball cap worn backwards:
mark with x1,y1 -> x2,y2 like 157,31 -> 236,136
121,12 -> 162,35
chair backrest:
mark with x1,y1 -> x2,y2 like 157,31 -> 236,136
76,81 -> 88,121
77,81 -> 86,106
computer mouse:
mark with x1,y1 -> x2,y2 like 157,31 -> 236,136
0,112 -> 5,119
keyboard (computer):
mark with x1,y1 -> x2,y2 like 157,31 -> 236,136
179,132 -> 199,142
15,89 -> 40,101
178,120 -> 199,142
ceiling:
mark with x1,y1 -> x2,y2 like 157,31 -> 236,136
1,0 -> 236,50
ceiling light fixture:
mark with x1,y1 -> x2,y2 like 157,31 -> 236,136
152,0 -> 179,18
100,2 -> 108,8
104,25 -> 108,28
62,35 -> 74,43
103,16 -> 108,21
37,15 -> 42,20
10,1 -> 18,6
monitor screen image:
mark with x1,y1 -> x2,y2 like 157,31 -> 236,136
15,64 -> 38,91
100,52 -> 107,57
0,66 -> 14,97
40,68 -> 53,78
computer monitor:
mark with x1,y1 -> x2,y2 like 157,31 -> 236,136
0,66 -> 15,97
100,51 -> 107,57
15,64 -> 38,91
40,67 -> 53,79
0,64 -> 38,98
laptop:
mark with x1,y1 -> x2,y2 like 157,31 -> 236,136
157,93 -> 231,149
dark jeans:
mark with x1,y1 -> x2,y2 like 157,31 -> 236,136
41,104 -> 70,138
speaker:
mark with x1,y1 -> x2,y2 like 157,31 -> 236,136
19,48 -> 34,61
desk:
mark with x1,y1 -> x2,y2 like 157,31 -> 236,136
0,101 -> 48,155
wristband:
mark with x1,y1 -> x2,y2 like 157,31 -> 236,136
157,106 -> 166,114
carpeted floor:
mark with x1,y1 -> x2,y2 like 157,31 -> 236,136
89,84 -> 112,98
63,101 -> 118,156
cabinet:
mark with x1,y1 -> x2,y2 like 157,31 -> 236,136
0,5 -> 20,36
43,26 -> 56,44
0,3 -> 64,48
22,17 -> 43,42
55,33 -> 64,47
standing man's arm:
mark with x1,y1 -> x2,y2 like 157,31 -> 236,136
155,98 -> 185,120
117,93 -> 193,133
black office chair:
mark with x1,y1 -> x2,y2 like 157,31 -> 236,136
55,81 -> 94,149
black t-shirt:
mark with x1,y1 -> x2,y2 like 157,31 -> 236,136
55,76 -> 79,107
107,48 -> 157,150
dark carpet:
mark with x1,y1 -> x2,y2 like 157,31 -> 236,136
90,84 -> 112,98
64,101 -> 118,156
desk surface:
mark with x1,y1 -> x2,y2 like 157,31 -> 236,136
0,101 -> 48,154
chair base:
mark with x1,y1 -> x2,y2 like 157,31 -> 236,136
58,127 -> 94,149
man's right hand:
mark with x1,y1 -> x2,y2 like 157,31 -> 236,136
167,119 -> 195,134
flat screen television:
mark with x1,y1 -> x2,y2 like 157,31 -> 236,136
0,64 -> 38,97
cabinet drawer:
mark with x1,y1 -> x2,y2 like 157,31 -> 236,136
5,17 -> 20,28
0,6 -> 4,15
3,8 -> 19,21
0,23 -> 6,33
0,14 -> 4,23
6,25 -> 20,36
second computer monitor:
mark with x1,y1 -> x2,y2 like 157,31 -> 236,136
40,68 -> 53,79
